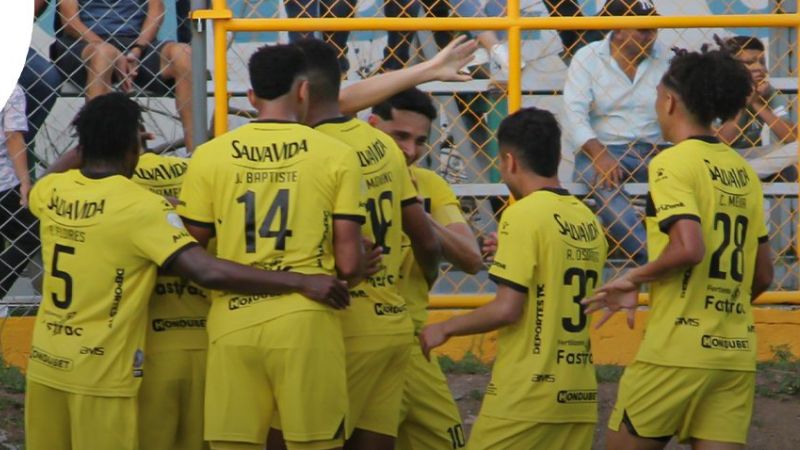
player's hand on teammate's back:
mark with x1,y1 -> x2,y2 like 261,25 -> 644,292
581,276 -> 639,330
301,274 -> 351,309
481,232 -> 498,262
363,237 -> 384,278
419,323 -> 449,361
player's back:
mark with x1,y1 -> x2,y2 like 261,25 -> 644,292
399,167 -> 463,333
486,188 -> 607,423
27,170 -> 197,396
177,120 -> 364,340
133,152 -> 209,353
315,117 -> 418,337
640,137 -> 768,371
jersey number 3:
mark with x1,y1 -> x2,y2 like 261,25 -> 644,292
563,268 -> 598,332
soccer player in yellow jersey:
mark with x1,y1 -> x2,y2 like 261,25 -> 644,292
286,39 -> 441,450
25,93 -> 351,450
368,88 -> 483,450
132,151 -> 211,450
583,49 -> 774,450
178,45 -> 370,450
421,107 -> 607,450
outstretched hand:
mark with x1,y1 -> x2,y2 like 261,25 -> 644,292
427,35 -> 478,82
419,323 -> 449,361
581,276 -> 639,329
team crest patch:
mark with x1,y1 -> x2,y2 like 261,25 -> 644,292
167,212 -> 184,229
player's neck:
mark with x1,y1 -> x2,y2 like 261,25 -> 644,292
512,175 -> 561,199
80,162 -> 129,179
304,102 -> 343,127
254,104 -> 301,123
666,121 -> 714,144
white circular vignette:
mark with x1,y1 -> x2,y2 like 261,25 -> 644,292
0,2 -> 33,111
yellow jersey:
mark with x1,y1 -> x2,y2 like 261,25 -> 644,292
177,120 -> 365,341
27,170 -> 198,396
639,137 -> 768,372
486,188 -> 607,423
398,167 -> 466,333
314,117 -> 418,337
133,152 -> 210,353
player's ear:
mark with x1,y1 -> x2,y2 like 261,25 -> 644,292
666,90 -> 678,116
297,79 -> 310,104
366,114 -> 380,127
247,89 -> 257,108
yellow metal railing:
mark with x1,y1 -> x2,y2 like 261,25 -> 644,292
194,2 -> 800,307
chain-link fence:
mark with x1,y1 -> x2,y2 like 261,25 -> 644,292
1,0 -> 799,329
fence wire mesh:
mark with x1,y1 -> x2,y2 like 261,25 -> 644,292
1,0 -> 798,347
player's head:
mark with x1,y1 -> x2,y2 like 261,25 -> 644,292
602,0 -> 658,58
369,88 -> 436,165
72,92 -> 143,177
294,38 -> 342,105
247,44 -> 309,120
723,36 -> 767,86
497,107 -> 560,197
656,48 -> 752,142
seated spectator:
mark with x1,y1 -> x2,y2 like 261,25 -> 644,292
19,0 -> 62,148
717,35 -> 798,181
563,0 -> 667,264
0,86 -> 39,298
51,0 -> 195,150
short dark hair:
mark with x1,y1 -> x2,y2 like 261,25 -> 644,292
662,48 -> 752,125
723,35 -> 765,54
248,44 -> 307,100
293,38 -> 341,102
372,88 -> 437,122
72,93 -> 142,163
497,107 -> 561,177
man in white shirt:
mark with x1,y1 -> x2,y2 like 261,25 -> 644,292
563,0 -> 667,264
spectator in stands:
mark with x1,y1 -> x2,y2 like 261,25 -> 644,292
0,86 -> 39,299
542,0 -> 605,63
563,0 -> 666,264
51,0 -> 195,150
383,0 -> 420,71
284,0 -> 355,72
718,35 -> 798,181
18,0 -> 62,146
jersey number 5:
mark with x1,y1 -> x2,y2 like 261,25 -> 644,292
51,244 -> 75,309
563,268 -> 598,332
237,189 -> 293,253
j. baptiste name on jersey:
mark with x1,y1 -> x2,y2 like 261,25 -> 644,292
356,139 -> 389,167
703,160 -> 750,188
231,139 -> 308,162
553,214 -> 599,243
134,161 -> 187,181
47,190 -> 105,220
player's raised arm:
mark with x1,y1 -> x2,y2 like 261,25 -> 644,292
339,35 -> 478,115
166,245 -> 351,309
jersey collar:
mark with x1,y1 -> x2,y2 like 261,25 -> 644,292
539,187 -> 571,196
250,119 -> 302,125
687,135 -> 720,144
312,116 -> 352,127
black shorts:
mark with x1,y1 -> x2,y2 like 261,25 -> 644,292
50,35 -> 174,96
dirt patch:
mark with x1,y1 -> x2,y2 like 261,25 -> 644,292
449,374 -> 800,449
0,390 -> 23,449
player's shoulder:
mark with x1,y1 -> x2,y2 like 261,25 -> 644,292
413,166 -> 451,190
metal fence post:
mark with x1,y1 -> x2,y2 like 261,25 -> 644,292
191,0 -> 210,147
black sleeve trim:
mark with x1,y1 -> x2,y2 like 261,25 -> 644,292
333,213 -> 366,224
401,197 -> 421,208
488,273 -> 529,294
161,242 -> 201,270
180,216 -> 214,229
658,214 -> 701,234
758,235 -> 769,244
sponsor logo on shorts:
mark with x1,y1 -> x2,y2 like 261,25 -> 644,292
373,303 -> 406,316
556,390 -> 597,404
701,335 -> 750,351
30,346 -> 73,371
531,373 -> 556,383
152,317 -> 206,332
